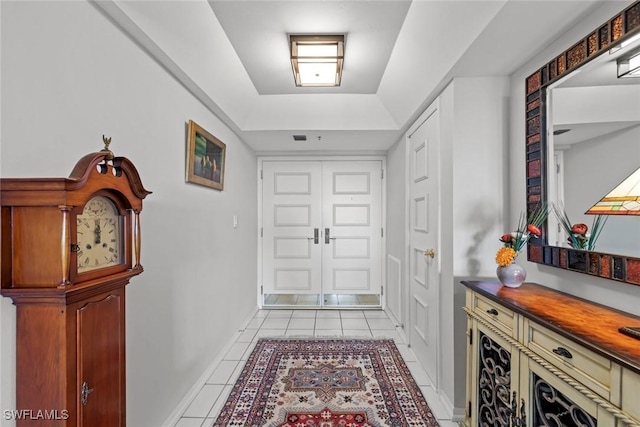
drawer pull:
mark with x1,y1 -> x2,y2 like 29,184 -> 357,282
552,347 -> 573,359
486,308 -> 499,316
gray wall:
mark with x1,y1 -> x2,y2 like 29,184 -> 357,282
0,2 -> 258,426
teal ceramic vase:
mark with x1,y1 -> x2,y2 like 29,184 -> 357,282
496,262 -> 526,288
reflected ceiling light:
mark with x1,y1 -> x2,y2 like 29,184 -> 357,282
290,35 -> 344,87
617,48 -> 640,78
585,166 -> 640,215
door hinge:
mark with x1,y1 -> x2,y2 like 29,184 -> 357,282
260,286 -> 263,295
381,286 -> 384,296
260,169 -> 263,179
469,328 -> 473,345
468,401 -> 472,417
260,227 -> 263,237
381,169 -> 384,179
381,228 -> 384,238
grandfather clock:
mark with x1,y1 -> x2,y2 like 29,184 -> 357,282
0,138 -> 151,426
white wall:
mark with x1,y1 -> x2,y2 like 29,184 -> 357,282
387,76 -> 509,418
439,77 -> 510,414
509,0 -> 640,315
385,138 -> 408,328
0,2 -> 258,426
563,126 -> 640,257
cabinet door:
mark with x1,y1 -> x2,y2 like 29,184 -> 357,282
470,323 -> 521,427
76,290 -> 125,427
520,356 -> 616,426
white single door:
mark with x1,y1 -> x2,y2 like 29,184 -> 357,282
262,161 -> 323,297
408,102 -> 440,386
321,161 -> 383,297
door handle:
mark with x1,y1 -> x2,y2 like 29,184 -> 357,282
324,228 -> 336,244
81,381 -> 94,406
423,249 -> 435,259
307,228 -> 319,244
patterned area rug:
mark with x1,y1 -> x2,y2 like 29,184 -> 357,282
213,338 -> 440,426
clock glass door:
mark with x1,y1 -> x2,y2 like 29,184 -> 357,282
76,196 -> 124,273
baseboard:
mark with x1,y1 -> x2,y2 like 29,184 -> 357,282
160,307 -> 258,427
451,406 -> 467,423
440,390 -> 466,423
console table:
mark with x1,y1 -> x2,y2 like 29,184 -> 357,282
461,280 -> 640,427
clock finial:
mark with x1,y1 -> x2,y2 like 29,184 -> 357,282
101,135 -> 114,160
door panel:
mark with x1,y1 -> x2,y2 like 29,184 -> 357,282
77,292 -> 124,427
262,162 -> 322,296
322,161 -> 382,296
408,104 -> 440,386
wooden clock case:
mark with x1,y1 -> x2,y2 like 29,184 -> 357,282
1,148 -> 151,426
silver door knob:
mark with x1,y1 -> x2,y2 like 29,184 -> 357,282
423,249 -> 435,259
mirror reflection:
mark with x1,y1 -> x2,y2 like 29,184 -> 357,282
546,36 -> 640,258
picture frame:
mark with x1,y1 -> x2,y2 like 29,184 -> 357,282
186,120 -> 226,191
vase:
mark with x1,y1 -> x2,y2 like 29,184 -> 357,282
496,262 -> 526,288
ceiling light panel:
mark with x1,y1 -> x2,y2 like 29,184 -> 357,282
290,35 -> 344,87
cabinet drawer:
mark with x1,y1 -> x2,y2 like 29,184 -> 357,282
524,319 -> 619,400
469,291 -> 517,336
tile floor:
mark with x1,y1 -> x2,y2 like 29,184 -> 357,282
174,309 -> 459,427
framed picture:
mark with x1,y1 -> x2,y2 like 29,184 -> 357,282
186,120 -> 226,190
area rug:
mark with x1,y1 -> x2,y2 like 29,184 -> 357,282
213,338 -> 440,426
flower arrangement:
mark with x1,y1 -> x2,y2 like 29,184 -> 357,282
551,203 -> 607,251
495,204 -> 549,267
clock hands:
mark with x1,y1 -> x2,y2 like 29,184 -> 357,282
94,219 -> 102,245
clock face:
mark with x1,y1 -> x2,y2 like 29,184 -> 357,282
76,196 -> 124,273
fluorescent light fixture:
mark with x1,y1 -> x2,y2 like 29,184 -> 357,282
617,48 -> 640,78
585,166 -> 640,215
290,35 -> 344,87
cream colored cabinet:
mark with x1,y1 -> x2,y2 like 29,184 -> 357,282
463,281 -> 640,427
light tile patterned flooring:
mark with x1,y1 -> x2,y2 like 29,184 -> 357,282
174,309 -> 459,427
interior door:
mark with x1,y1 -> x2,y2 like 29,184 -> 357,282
321,161 -> 383,301
262,161 -> 323,302
261,160 -> 383,307
408,103 -> 440,386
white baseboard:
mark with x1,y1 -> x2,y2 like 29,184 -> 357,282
440,390 -> 466,423
160,307 -> 258,427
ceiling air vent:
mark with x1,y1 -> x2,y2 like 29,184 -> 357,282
293,135 -> 307,141
553,129 -> 571,136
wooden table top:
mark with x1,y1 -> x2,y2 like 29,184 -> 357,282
461,280 -> 640,374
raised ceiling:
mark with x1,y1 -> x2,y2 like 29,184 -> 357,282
98,0 -> 613,154
211,1 -> 412,95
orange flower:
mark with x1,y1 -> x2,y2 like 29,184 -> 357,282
527,224 -> 541,236
499,233 -> 513,243
495,247 -> 517,267
571,223 -> 588,235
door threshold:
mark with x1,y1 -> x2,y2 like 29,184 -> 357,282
263,293 -> 381,309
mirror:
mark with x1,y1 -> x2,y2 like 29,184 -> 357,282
525,1 -> 640,285
547,36 -> 640,258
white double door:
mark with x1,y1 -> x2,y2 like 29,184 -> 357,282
261,160 -> 383,304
